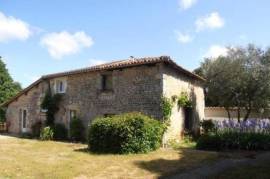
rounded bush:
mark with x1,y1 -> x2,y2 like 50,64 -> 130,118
53,123 -> 68,141
88,112 -> 166,154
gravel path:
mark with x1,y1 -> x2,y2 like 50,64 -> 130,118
167,152 -> 270,179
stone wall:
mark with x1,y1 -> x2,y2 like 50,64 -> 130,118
53,63 -> 163,130
6,64 -> 163,134
6,82 -> 47,134
161,63 -> 205,141
205,107 -> 270,120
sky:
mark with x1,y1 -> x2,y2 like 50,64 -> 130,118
0,0 -> 270,87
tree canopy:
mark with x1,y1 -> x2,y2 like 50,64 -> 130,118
0,57 -> 22,121
195,44 -> 270,121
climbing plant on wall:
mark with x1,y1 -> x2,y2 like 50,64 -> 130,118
161,96 -> 173,122
41,90 -> 62,126
177,92 -> 192,108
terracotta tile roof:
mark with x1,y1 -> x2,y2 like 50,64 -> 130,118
1,56 -> 205,107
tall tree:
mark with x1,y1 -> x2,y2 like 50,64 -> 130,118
195,44 -> 270,121
0,57 -> 22,121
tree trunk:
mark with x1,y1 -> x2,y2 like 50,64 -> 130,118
225,107 -> 231,120
237,107 -> 241,123
243,101 -> 252,121
243,108 -> 251,121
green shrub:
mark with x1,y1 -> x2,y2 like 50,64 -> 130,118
70,117 -> 85,142
196,131 -> 270,151
177,92 -> 192,108
200,119 -> 216,134
53,123 -> 68,141
40,126 -> 54,140
31,121 -> 42,138
196,134 -> 222,151
88,112 -> 166,154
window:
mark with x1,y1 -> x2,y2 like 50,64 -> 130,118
70,110 -> 77,120
101,74 -> 113,91
56,80 -> 66,93
22,110 -> 27,128
20,109 -> 27,131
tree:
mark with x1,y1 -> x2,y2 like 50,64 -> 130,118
0,57 -> 22,121
196,44 -> 270,121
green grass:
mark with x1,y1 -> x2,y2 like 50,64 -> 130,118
0,135 -> 218,178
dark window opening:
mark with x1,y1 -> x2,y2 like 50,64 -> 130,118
104,114 -> 115,117
22,110 -> 27,128
184,107 -> 193,132
101,74 -> 113,91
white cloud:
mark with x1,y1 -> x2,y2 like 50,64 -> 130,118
179,0 -> 197,10
88,59 -> 107,66
0,11 -> 31,42
204,45 -> 228,58
40,31 -> 94,59
175,31 -> 193,43
195,12 -> 225,32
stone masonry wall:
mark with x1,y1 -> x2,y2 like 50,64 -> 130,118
161,63 -> 205,142
6,64 -> 164,134
6,82 -> 47,134
54,64 -> 163,130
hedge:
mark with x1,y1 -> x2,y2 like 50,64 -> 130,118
196,131 -> 270,151
88,112 -> 165,154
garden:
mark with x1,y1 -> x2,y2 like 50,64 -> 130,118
197,118 -> 270,151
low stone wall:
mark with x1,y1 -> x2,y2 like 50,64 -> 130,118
205,107 -> 270,120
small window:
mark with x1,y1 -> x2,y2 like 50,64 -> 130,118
70,110 -> 77,120
101,74 -> 113,91
21,109 -> 27,129
56,80 -> 66,93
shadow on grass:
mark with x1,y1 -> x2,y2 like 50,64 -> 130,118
73,147 -> 118,156
134,149 -> 212,179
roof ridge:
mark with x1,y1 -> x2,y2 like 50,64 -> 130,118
42,56 -> 168,79
1,55 -> 204,107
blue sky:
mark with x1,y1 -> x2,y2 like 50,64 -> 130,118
0,0 -> 269,87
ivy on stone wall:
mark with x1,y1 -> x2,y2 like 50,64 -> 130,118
161,97 -> 173,122
161,92 -> 193,124
177,92 -> 192,108
41,91 -> 62,126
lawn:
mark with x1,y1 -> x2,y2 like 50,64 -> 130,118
0,135 -> 218,179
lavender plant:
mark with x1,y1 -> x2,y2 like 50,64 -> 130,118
214,118 -> 270,134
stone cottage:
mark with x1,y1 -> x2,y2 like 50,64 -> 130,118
2,56 -> 205,141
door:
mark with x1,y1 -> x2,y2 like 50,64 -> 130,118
21,109 -> 27,133
184,107 -> 193,132
69,110 -> 77,130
